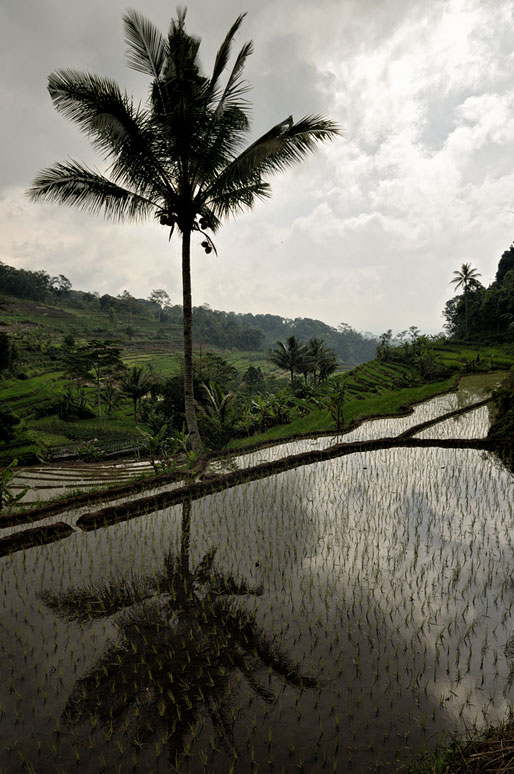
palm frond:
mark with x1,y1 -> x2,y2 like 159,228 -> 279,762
189,104 -> 250,195
203,179 -> 271,222
123,9 -> 166,78
218,114 -> 340,187
47,69 -> 172,195
27,161 -> 158,222
220,604 -> 319,688
213,41 -> 253,116
188,21 -> 253,193
171,5 -> 187,33
38,577 -> 154,624
209,14 -> 247,100
49,69 -> 130,142
165,7 -> 202,84
208,572 -> 264,597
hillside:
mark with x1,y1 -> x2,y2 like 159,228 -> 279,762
0,260 -> 377,365
0,272 -> 375,464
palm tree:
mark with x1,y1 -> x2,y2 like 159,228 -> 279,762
269,336 -> 308,385
27,9 -> 339,454
119,365 -> 153,421
305,337 -> 338,383
450,262 -> 481,338
198,379 -> 236,448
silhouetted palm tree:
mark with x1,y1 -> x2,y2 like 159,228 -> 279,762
28,9 -> 339,453
450,262 -> 481,337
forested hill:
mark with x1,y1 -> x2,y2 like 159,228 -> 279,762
0,261 -> 377,366
189,306 -> 377,364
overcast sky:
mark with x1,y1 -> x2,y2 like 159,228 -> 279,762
2,0 -> 514,335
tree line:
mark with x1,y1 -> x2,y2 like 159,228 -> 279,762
0,262 -> 72,302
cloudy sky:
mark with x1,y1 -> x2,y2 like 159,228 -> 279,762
2,0 -> 514,335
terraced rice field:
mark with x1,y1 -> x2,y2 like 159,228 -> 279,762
0,374 -> 512,772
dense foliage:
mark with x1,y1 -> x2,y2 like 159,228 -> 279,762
0,261 -> 72,303
443,244 -> 514,341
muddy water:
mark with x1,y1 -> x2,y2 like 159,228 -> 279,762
0,446 -> 512,773
0,373 -> 512,772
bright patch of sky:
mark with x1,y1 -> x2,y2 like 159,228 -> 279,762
1,0 -> 514,334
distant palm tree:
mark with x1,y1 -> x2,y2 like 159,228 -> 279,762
39,501 -> 316,770
269,336 -> 308,385
450,262 -> 482,337
28,9 -> 339,454
119,365 -> 153,421
305,337 -> 338,383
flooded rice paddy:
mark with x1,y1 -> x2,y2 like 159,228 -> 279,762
9,460 -> 156,504
0,375 -> 513,772
10,373 -> 501,503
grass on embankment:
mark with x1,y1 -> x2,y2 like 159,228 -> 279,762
409,714 -> 514,773
432,342 -> 514,371
232,341 -> 514,450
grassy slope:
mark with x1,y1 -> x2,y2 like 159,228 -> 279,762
229,341 -> 514,448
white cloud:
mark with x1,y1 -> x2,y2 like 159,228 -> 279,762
2,0 -> 514,334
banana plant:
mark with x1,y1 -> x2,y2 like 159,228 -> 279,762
0,459 -> 29,511
198,381 -> 237,449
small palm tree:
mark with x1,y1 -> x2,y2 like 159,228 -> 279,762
450,262 -> 481,337
28,9 -> 339,454
198,379 -> 236,448
119,365 -> 153,421
269,336 -> 308,385
320,378 -> 347,431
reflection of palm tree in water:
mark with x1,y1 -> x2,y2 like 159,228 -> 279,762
505,632 -> 514,687
40,500 -> 316,769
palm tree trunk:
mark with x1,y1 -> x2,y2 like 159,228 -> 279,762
180,499 -> 192,571
181,228 -> 203,454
